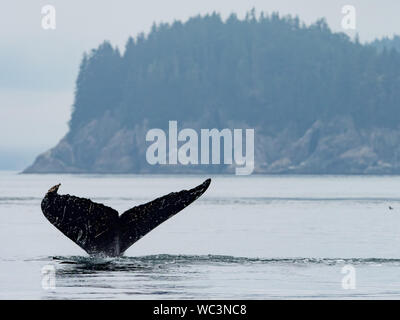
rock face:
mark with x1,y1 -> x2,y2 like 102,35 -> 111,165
24,114 -> 400,174
255,116 -> 400,174
273,119 -> 400,174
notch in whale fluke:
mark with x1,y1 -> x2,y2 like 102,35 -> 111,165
41,179 -> 211,256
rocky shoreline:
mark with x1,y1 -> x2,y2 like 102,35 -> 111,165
24,115 -> 400,175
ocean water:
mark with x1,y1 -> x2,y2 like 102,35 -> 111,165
1,171 -> 400,299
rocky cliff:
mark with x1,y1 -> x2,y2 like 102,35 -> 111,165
24,115 -> 400,174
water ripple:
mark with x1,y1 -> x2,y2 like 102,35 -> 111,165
43,254 -> 400,272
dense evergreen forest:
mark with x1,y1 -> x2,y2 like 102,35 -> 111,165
371,35 -> 400,53
25,12 -> 400,174
70,12 -> 400,134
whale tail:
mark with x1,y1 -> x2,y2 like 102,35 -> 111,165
119,178 -> 211,253
41,179 -> 211,256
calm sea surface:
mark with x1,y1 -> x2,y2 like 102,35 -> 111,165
1,172 -> 400,299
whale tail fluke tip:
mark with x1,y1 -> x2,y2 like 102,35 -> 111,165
47,183 -> 61,194
203,178 -> 211,188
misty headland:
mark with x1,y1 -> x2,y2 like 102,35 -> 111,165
24,12 -> 400,174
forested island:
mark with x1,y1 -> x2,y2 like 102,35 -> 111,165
25,12 -> 400,174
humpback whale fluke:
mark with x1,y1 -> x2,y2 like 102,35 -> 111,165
41,179 -> 211,256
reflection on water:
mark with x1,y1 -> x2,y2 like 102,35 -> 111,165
51,254 -> 400,271
28,254 -> 400,299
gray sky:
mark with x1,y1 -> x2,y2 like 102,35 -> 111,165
1,0 -> 400,169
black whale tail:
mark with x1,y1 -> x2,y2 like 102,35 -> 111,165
41,179 -> 211,256
119,178 -> 211,254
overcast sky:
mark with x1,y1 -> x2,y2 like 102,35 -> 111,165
1,0 -> 400,170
